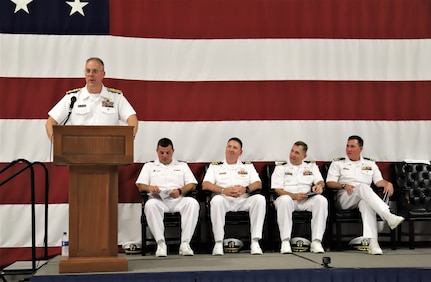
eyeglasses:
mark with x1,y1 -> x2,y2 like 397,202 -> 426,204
84,69 -> 103,75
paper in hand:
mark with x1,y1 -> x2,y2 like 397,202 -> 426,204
160,189 -> 172,200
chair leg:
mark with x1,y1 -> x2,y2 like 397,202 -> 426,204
336,222 -> 342,251
206,217 -> 213,252
390,227 -> 396,250
141,213 -> 147,256
397,224 -> 402,246
272,213 -> 278,252
409,220 -> 415,249
193,219 -> 200,254
324,221 -> 332,251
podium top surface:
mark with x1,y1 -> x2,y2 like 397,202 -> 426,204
53,125 -> 134,165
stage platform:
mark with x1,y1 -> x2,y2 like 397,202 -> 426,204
20,247 -> 431,282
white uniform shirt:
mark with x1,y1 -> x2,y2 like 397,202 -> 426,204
135,159 -> 198,199
271,161 -> 324,193
326,156 -> 383,186
48,85 -> 136,125
203,159 -> 261,198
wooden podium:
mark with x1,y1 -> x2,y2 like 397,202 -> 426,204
53,125 -> 134,273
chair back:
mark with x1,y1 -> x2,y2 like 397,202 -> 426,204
261,163 -> 276,200
394,162 -> 431,213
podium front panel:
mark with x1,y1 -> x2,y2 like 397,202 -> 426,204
69,165 -> 119,257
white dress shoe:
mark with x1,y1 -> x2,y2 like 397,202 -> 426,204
386,213 -> 405,230
250,241 -> 263,255
280,240 -> 292,254
212,242 -> 224,256
310,240 -> 325,253
179,242 -> 194,256
368,238 -> 383,255
155,242 -> 167,257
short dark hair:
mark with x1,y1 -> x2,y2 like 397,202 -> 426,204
348,135 -> 364,147
294,141 -> 308,153
228,137 -> 243,149
157,138 -> 174,149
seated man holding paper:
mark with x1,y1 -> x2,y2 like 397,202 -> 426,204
136,138 -> 199,257
271,141 -> 327,254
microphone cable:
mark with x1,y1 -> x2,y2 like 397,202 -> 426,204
292,252 -> 333,268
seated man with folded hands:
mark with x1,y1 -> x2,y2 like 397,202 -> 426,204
271,141 -> 327,254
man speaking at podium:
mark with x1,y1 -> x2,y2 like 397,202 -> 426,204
45,57 -> 138,139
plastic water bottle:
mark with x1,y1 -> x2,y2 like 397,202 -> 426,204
61,231 -> 69,257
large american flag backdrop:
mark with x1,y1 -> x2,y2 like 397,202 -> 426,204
1,0 -> 430,267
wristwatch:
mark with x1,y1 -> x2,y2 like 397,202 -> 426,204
341,184 -> 346,190
245,186 -> 251,193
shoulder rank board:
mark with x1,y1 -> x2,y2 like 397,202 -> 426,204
107,87 -> 122,94
66,88 -> 80,95
333,157 -> 345,161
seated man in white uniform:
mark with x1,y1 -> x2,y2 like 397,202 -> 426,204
202,137 -> 266,256
271,141 -> 327,254
136,138 -> 199,257
326,135 -> 404,255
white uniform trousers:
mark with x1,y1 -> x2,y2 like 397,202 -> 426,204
144,197 -> 200,243
275,194 -> 328,241
210,194 -> 266,242
337,183 -> 390,239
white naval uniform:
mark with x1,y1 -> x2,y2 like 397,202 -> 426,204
135,159 -> 199,243
48,85 -> 136,125
203,160 -> 266,242
271,161 -> 328,242
326,156 -> 391,239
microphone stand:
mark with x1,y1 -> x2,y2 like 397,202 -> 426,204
62,111 -> 72,125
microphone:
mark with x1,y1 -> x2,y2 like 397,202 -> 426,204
62,96 -> 76,125
69,96 -> 77,111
